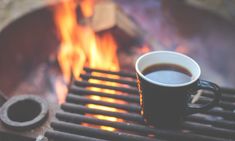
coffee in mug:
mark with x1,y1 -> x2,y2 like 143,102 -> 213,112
143,63 -> 192,85
135,51 -> 221,128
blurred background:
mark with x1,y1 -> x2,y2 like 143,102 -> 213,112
0,0 -> 235,92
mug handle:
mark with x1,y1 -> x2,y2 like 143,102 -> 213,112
186,80 -> 221,115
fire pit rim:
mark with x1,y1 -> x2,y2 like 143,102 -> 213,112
0,95 -> 49,130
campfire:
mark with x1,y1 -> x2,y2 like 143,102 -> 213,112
0,0 -> 146,139
0,0 -> 235,141
53,0 -> 120,104
52,0 -> 146,131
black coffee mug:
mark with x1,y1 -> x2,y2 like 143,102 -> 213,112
135,51 -> 221,128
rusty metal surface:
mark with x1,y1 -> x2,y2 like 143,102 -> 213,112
0,95 -> 49,130
0,96 -> 57,141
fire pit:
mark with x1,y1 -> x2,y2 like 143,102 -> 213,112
0,0 -> 144,102
0,0 -> 235,141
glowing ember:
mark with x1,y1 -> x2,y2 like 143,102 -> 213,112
140,45 -> 150,53
53,0 -> 125,131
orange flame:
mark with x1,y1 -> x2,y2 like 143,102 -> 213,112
54,0 -> 124,131
80,0 -> 94,18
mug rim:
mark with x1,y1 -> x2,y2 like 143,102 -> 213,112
135,51 -> 201,87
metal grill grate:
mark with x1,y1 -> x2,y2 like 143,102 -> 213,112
45,67 -> 235,141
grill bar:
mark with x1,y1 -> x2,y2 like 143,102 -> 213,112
74,81 -> 235,104
61,103 -> 144,123
61,103 -> 235,133
220,87 -> 235,94
45,130 -> 108,141
197,98 -> 235,110
80,74 -> 137,87
56,112 -> 230,141
69,86 -> 139,103
63,92 -> 235,119
46,67 -> 235,141
51,121 -> 161,141
66,94 -> 140,112
65,94 -> 235,127
201,92 -> 235,102
207,109 -> 235,121
187,114 -> 235,129
183,121 -> 235,139
56,112 -> 155,134
71,86 -> 235,104
74,81 -> 139,94
79,72 -> 235,104
84,67 -> 136,78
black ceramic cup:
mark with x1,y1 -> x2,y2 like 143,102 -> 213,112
135,51 -> 221,128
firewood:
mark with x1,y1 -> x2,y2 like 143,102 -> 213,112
91,0 -> 143,47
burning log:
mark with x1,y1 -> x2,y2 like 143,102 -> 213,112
91,0 -> 143,48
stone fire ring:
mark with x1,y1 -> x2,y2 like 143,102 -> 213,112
0,95 -> 48,130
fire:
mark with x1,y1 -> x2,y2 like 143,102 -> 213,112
80,0 -> 94,18
54,0 -> 124,131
